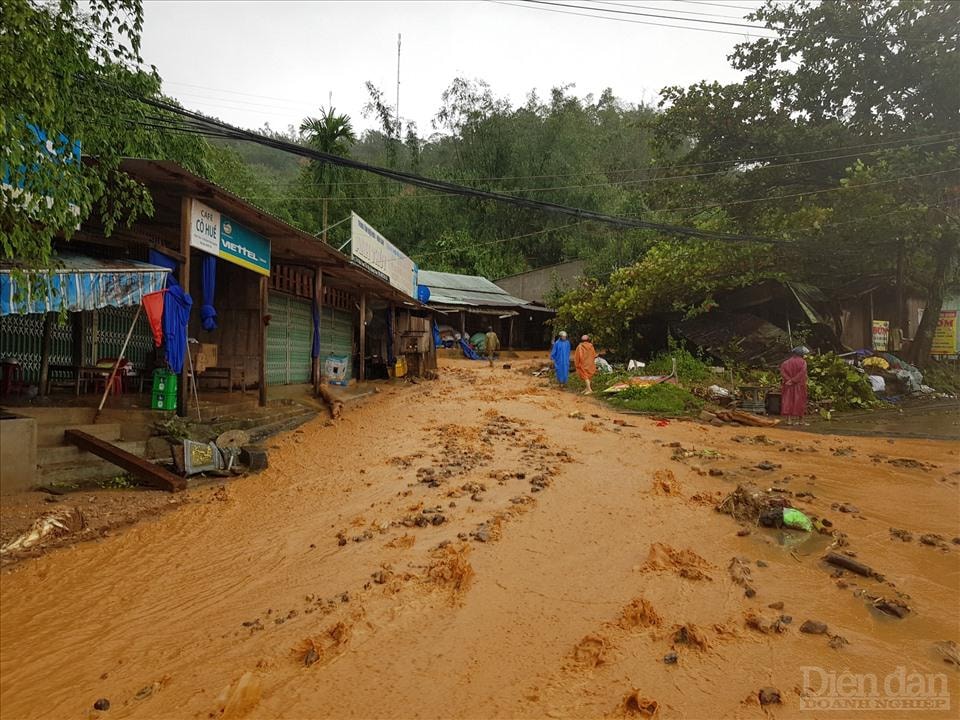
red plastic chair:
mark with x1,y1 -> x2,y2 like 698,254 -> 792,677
94,358 -> 128,396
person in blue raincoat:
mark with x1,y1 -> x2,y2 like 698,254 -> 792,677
550,331 -> 571,387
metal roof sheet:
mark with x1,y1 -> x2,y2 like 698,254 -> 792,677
418,270 -> 530,308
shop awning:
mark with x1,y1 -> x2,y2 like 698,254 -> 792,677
0,253 -> 170,315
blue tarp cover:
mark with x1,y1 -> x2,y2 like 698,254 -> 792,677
0,252 -> 170,316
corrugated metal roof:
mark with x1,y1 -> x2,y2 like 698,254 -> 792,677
418,270 -> 530,308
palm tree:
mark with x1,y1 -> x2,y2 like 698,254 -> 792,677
299,107 -> 356,241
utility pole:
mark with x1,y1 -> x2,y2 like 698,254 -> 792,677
396,33 -> 402,140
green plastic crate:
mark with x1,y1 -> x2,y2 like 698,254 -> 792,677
152,368 -> 178,396
151,388 -> 177,411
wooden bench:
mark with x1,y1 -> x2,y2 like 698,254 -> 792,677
194,366 -> 245,393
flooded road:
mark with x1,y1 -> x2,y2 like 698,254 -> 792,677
1,359 -> 958,719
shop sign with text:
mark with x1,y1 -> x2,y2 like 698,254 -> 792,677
189,198 -> 270,275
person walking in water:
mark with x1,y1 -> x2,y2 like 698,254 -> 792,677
484,326 -> 500,368
550,331 -> 571,387
780,346 -> 810,425
573,334 -> 597,394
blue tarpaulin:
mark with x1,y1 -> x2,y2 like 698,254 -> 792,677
433,320 -> 442,348
148,249 -> 193,373
459,338 -> 482,360
200,254 -> 217,331
311,296 -> 320,359
386,307 -> 396,365
163,283 -> 193,374
0,253 -> 169,316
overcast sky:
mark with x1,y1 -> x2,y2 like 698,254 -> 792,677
140,0 -> 768,137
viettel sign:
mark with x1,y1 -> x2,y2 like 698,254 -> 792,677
189,198 -> 270,275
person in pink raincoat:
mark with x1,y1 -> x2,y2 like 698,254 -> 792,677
780,346 -> 810,425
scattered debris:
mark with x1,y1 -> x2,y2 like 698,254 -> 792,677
0,508 -> 86,555
622,690 -> 659,717
934,640 -> 960,667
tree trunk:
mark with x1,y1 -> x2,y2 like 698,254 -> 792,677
908,233 -> 957,367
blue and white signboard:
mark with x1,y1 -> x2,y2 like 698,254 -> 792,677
350,211 -> 417,298
1,122 -> 82,220
189,198 -> 271,275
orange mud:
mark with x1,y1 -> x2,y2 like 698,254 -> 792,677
1,357 -> 958,719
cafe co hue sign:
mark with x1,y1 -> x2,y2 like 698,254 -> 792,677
189,198 -> 270,276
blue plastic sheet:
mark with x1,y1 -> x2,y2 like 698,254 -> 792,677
149,250 -> 193,373
433,321 -> 443,349
311,296 -> 320,359
163,283 -> 193,374
200,254 -> 217,331
459,338 -> 481,360
0,253 -> 169,315
386,307 -> 396,365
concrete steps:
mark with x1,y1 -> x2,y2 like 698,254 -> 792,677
37,422 -> 122,447
37,439 -> 149,465
32,398 -> 316,488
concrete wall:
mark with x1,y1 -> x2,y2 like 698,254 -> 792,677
0,413 -> 37,494
495,261 -> 587,305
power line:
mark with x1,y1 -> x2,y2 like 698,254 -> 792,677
491,0 -> 775,36
653,168 -> 960,214
123,94 -> 779,244
505,0 -> 952,42
523,0 -> 777,30
586,0 -> 749,19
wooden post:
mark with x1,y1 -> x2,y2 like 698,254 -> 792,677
94,304 -> 142,422
178,196 -> 192,417
459,310 -> 466,338
359,292 -> 366,383
508,317 -> 514,350
258,275 -> 268,407
312,266 -> 323,391
868,290 -> 875,350
895,238 -> 905,336
38,313 -> 53,397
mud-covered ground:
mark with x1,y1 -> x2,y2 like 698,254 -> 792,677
1,358 -> 958,719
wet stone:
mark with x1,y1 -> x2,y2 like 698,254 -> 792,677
768,601 -> 784,610
838,503 -> 859,513
758,688 -> 781,706
93,698 -> 111,711
709,468 -> 724,477
800,620 -> 829,635
663,652 -> 678,665
756,560 -> 768,568
304,647 -> 320,666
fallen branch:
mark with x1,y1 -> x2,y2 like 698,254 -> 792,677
824,552 -> 876,578
316,384 -> 344,420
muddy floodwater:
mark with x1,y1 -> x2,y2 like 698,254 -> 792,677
1,358 -> 958,719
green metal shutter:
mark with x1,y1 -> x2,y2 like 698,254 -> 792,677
266,292 -> 313,385
320,306 -> 353,382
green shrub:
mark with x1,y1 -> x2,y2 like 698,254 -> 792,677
608,382 -> 704,416
645,347 -> 712,383
807,353 -> 879,410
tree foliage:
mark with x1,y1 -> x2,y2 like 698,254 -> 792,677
1,0 -> 210,266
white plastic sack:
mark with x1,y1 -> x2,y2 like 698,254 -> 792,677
708,384 -> 731,399
627,359 -> 646,371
